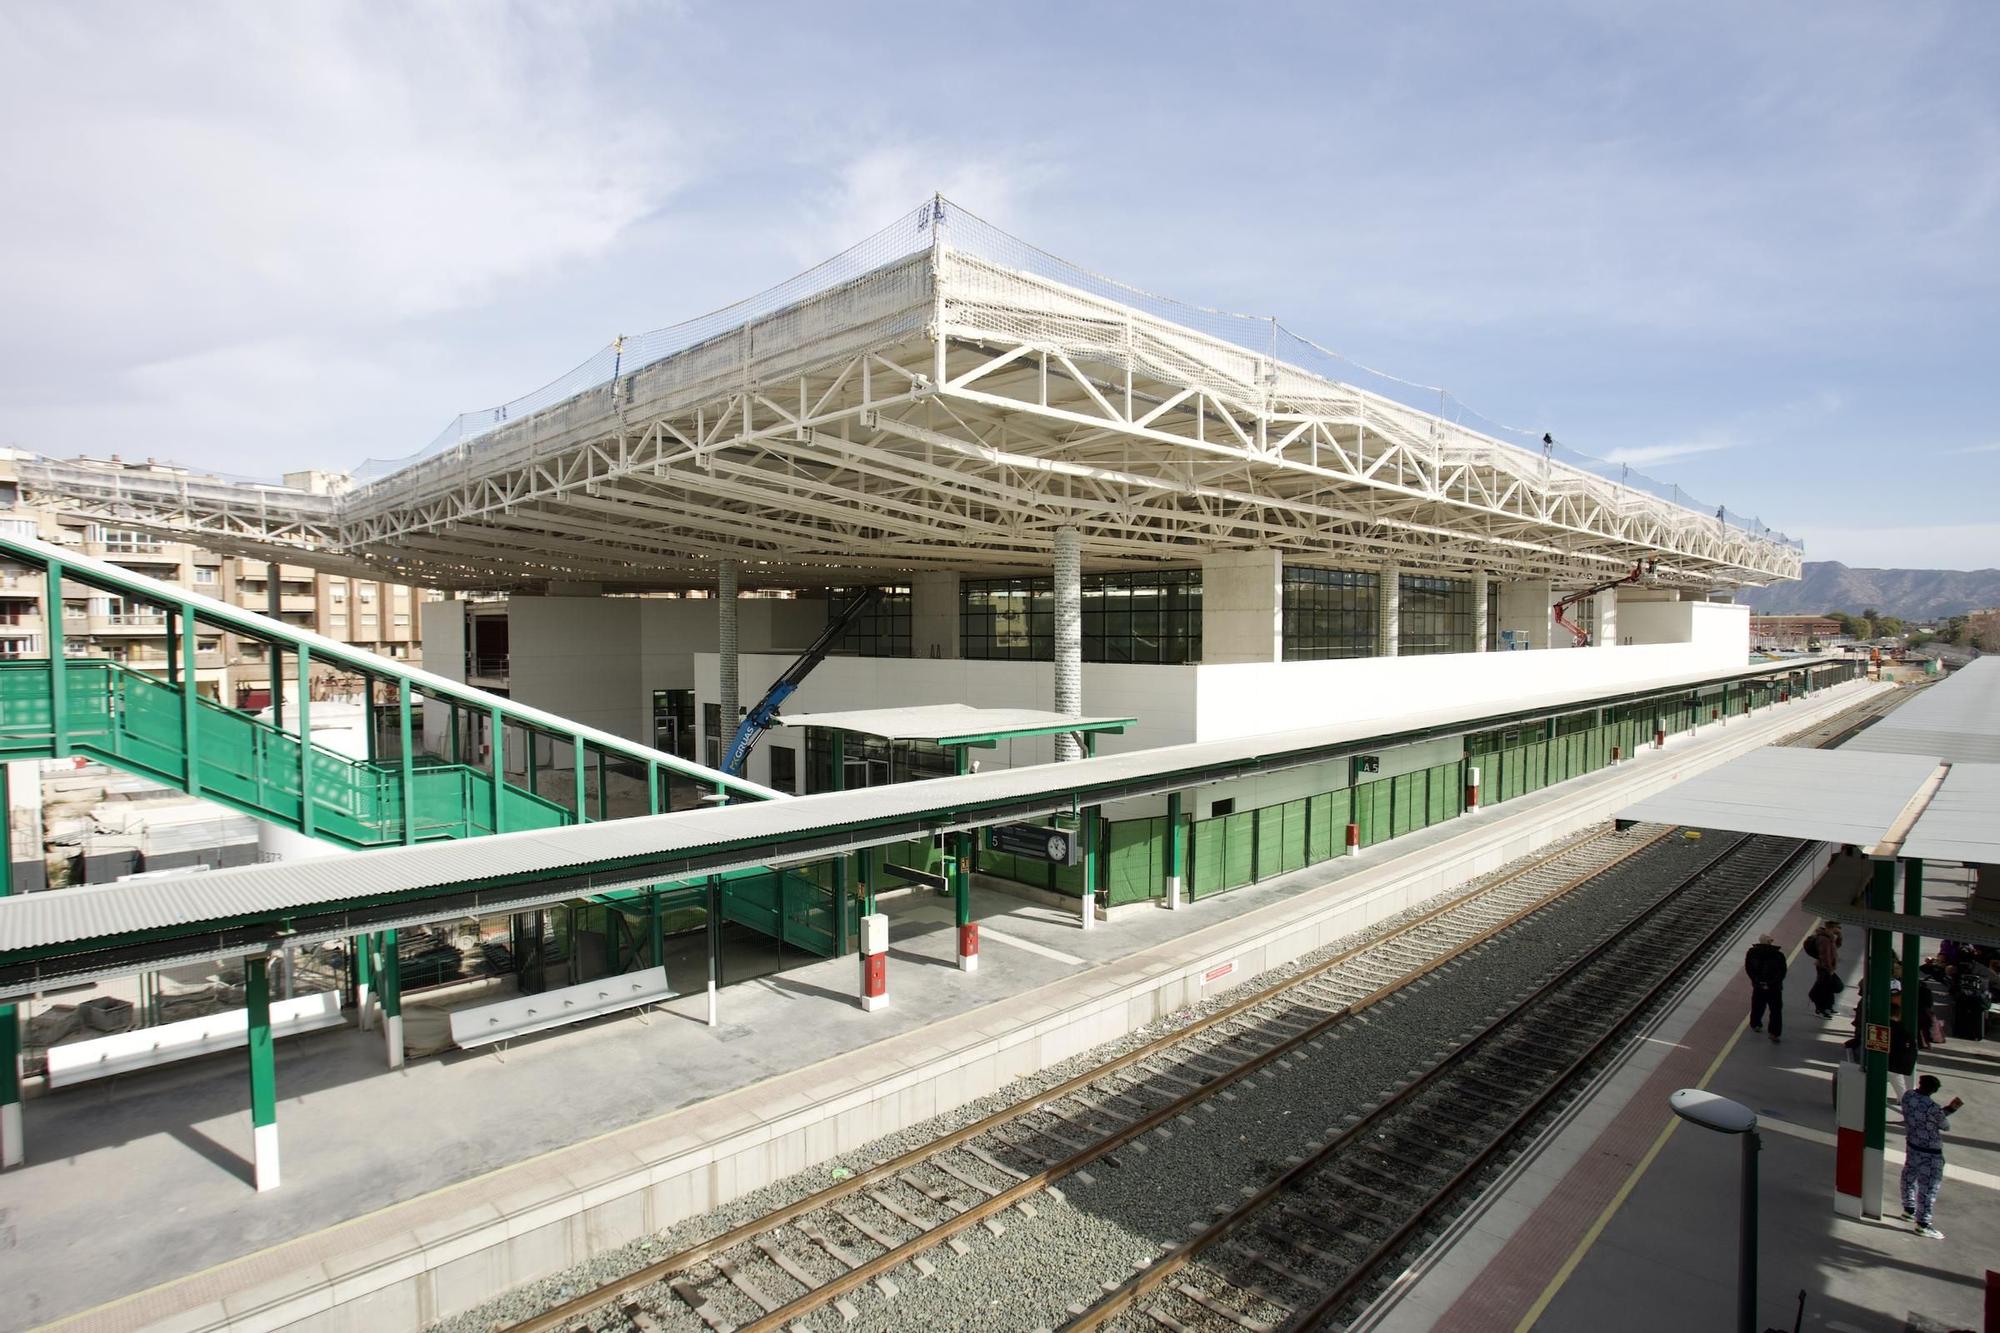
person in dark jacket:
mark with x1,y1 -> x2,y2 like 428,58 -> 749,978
1745,934 -> 1788,1041
1807,922 -> 1842,1017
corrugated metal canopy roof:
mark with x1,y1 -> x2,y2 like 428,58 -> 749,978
1844,659 -> 2000,764
1614,748 -> 1943,848
0,654 -> 1845,959
774,704 -> 1134,743
1902,763 -> 2000,864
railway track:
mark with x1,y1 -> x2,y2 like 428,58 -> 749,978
499,684 -> 1895,1333
512,824 -> 1687,1333
1064,833 -> 1813,1332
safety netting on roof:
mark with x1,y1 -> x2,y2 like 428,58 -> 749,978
346,196 -> 1799,551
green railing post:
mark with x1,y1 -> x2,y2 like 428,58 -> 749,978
296,645 -> 314,837
245,953 -> 279,1190
1863,858 -> 1895,1213
573,741 -> 587,824
487,706 -> 506,833
397,678 -> 415,846
181,602 -> 201,794
45,559 -> 67,758
1902,859 -> 1924,1048
1165,790 -> 1184,909
1,763 -> 19,1168
379,928 -> 404,1069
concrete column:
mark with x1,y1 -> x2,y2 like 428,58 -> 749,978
1377,563 -> 1401,657
1593,588 -> 1620,647
1053,528 -> 1082,762
1165,791 -> 1184,909
1198,550 -> 1281,664
1473,575 -> 1490,652
706,875 -> 723,1027
1903,860 -> 1924,1048
379,930 -> 404,1070
1861,858 -> 1895,1216
717,560 -> 740,755
953,746 -> 977,970
246,954 -> 280,1192
911,572 -> 960,660
1497,580 -> 1556,650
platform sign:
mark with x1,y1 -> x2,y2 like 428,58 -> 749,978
986,823 -> 1082,865
1354,755 -> 1381,774
1865,1023 -> 1892,1054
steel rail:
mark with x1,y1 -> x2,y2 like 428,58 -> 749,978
507,825 -> 1671,1333
1060,833 -> 1812,1332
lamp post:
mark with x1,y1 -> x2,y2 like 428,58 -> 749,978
1670,1088 -> 1760,1333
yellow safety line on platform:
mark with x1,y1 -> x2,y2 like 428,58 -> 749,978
1511,934 -> 1809,1332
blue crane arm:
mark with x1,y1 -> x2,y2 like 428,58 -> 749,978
720,588 -> 884,778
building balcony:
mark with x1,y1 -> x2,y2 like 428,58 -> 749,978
469,654 -> 509,682
237,592 -> 317,614
90,612 -> 170,634
86,542 -> 179,564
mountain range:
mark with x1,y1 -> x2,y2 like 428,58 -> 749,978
1738,562 -> 2000,619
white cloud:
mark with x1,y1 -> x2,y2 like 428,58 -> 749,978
1948,442 -> 2000,455
1792,523 -> 2000,570
1600,440 -> 1734,468
0,5 -> 681,413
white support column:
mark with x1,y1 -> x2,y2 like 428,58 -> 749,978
1378,563 -> 1401,657
1473,575 -> 1490,652
717,559 -> 740,748
0,1100 -> 20,1171
1053,528 -> 1083,762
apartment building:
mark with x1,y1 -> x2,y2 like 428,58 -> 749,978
0,451 -> 435,706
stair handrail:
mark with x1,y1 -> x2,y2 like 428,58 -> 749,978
0,532 -> 781,802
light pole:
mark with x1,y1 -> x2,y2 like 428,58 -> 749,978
1670,1088 -> 1760,1333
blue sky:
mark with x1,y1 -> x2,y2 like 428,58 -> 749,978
2,3 -> 1995,568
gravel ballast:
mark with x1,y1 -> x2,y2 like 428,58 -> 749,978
427,823 -> 1744,1333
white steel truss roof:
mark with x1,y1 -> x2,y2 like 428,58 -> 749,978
18,204 -> 1803,595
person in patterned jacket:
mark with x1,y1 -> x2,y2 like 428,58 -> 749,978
1900,1074 -> 1960,1238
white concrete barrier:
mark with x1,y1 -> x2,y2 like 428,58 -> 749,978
448,967 -> 671,1051
45,991 -> 345,1089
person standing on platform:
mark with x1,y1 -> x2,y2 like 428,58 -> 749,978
1745,933 -> 1787,1042
1900,1074 -> 1960,1238
1807,921 -> 1842,1018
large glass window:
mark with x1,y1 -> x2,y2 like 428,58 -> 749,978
960,569 -> 1201,664
1399,574 -> 1475,655
824,586 -> 911,657
1282,567 -> 1378,660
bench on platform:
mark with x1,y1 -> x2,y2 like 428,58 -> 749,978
448,966 -> 672,1052
45,991 -> 346,1089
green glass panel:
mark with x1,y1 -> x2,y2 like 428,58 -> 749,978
1280,799 -> 1308,874
1306,792 -> 1334,863
1105,816 -> 1163,907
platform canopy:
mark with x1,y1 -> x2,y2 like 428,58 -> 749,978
1900,763 -> 2000,864
774,704 -> 1133,746
1614,748 -> 1946,851
1843,658 -> 2000,764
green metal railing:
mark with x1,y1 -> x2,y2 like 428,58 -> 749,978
0,659 -> 572,846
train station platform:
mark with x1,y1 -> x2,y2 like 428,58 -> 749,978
9,681 -> 1874,1333
1366,816 -> 1996,1332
